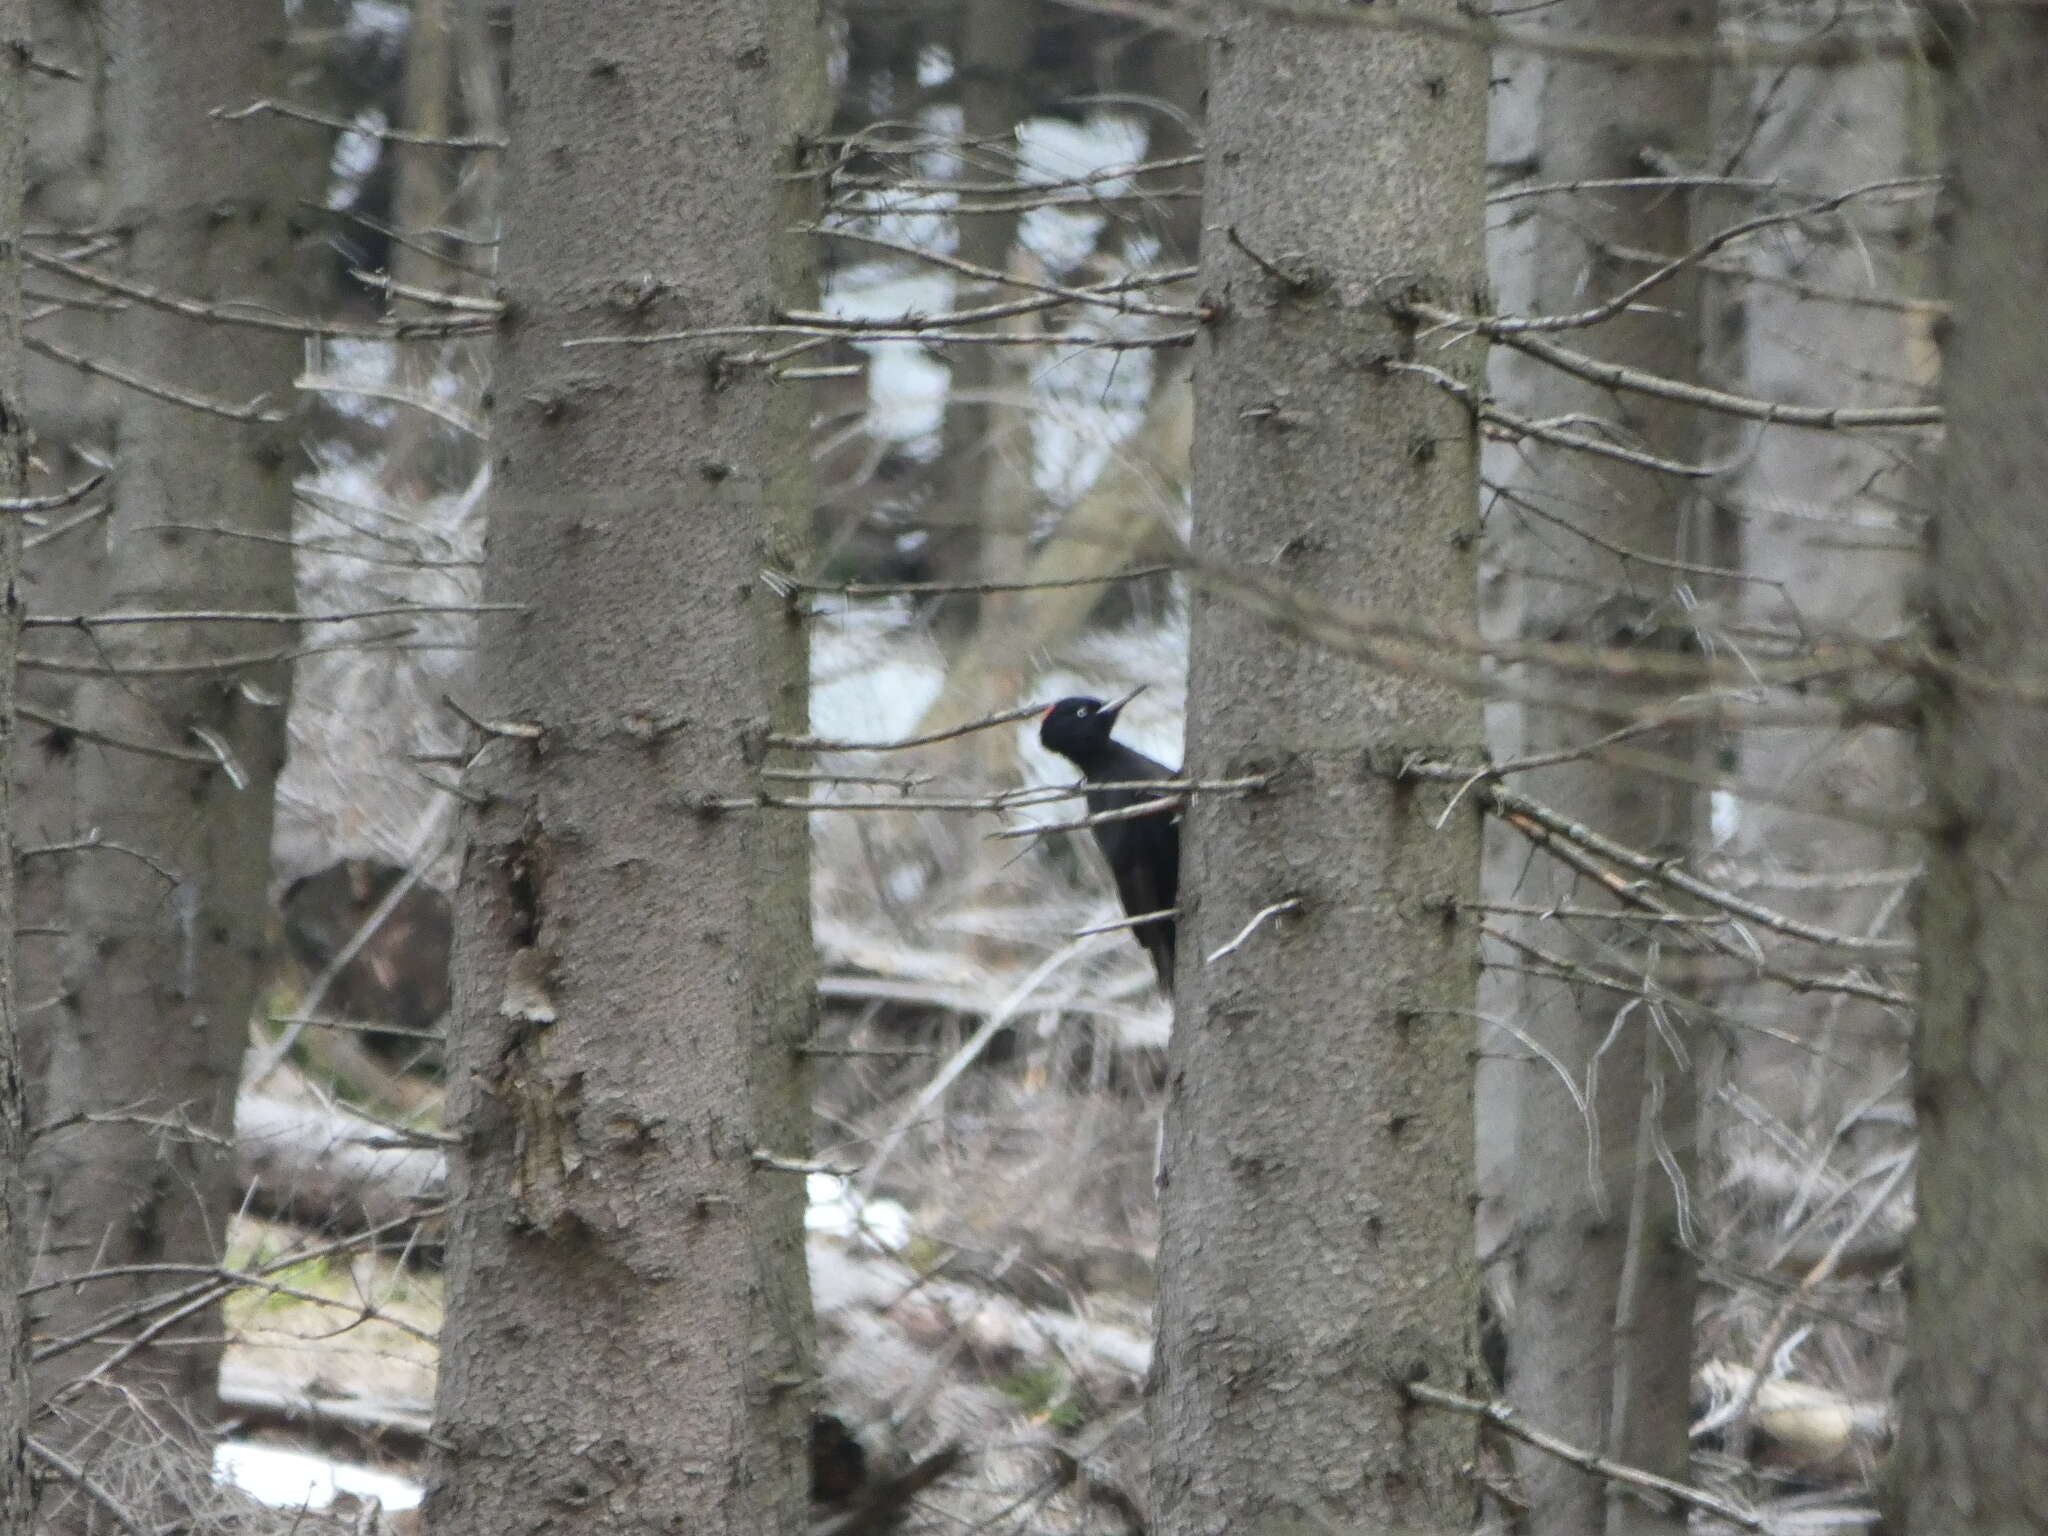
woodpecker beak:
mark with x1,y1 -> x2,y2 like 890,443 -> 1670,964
1104,685 -> 1147,718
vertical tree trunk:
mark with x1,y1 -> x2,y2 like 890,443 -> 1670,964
1475,9 -> 1710,1533
425,3 -> 827,1534
1151,3 -> 1486,1530
388,0 -> 456,300
0,7 -> 38,1532
28,0 -> 313,1451
15,0 -> 111,1219
922,0 -> 1033,640
1696,0 -> 1929,1484
1896,9 -> 2048,1527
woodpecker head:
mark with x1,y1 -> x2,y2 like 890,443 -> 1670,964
1038,687 -> 1143,759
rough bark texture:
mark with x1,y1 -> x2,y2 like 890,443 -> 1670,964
424,4 -> 826,1535
1475,9 -> 1709,1533
1150,4 -> 1486,1530
1896,10 -> 2048,1529
26,0 -> 311,1449
0,6 -> 37,1530
15,0 -> 111,1216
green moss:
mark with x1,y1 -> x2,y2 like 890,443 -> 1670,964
996,1363 -> 1089,1431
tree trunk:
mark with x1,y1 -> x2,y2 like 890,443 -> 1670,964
1896,9 -> 2048,1527
15,0 -> 112,1205
1150,3 -> 1486,1529
912,366 -> 1190,737
1696,0 -> 1929,1486
1475,9 -> 1710,1533
27,0 -> 313,1456
0,8 -> 38,1532
921,0 -> 1033,640
388,0 -> 457,300
424,3 -> 827,1534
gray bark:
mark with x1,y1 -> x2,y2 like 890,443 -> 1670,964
1896,9 -> 2048,1528
27,0 -> 312,1451
1696,2 -> 1929,1482
15,0 -> 110,1166
388,0 -> 457,300
922,0 -> 1033,639
1475,9 -> 1710,1534
0,6 -> 36,1531
424,3 -> 827,1534
1698,5 -> 1927,1175
1150,3 -> 1487,1530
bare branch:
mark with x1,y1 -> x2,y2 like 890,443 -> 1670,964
27,1440 -> 154,1536
1073,907 -> 1179,939
1456,778 -> 1914,958
1402,1382 -> 1765,1531
26,247 -> 495,341
18,704 -> 222,767
23,601 -> 520,629
1063,0 -> 1937,73
1390,359 -> 1739,479
1205,899 -> 1302,964
990,794 -> 1185,839
1449,176 -> 1937,339
213,97 -> 506,149
769,702 -> 1049,754
0,470 -> 104,513
1467,319 -> 1941,431
24,332 -> 286,421
771,562 -> 1176,600
16,833 -> 181,885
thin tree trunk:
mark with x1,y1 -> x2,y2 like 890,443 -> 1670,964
1475,9 -> 1710,1533
16,0 -> 112,1167
0,8 -> 39,1532
922,0 -> 1033,640
1150,3 -> 1486,1529
912,366 -> 1190,737
28,0 -> 313,1456
388,0 -> 455,301
1696,0 -> 1929,1481
1896,9 -> 2048,1527
425,3 -> 827,1534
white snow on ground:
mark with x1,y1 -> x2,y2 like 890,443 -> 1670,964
214,1441 -> 423,1512
806,1172 -> 913,1252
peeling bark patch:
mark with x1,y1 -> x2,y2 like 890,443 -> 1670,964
502,1034 -> 585,1235
500,946 -> 558,1026
604,1113 -> 662,1151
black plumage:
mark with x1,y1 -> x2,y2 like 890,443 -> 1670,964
1038,692 -> 1180,990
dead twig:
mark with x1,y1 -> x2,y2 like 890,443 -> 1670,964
1403,1381 -> 1764,1531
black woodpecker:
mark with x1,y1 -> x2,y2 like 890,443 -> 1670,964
1038,691 -> 1180,990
